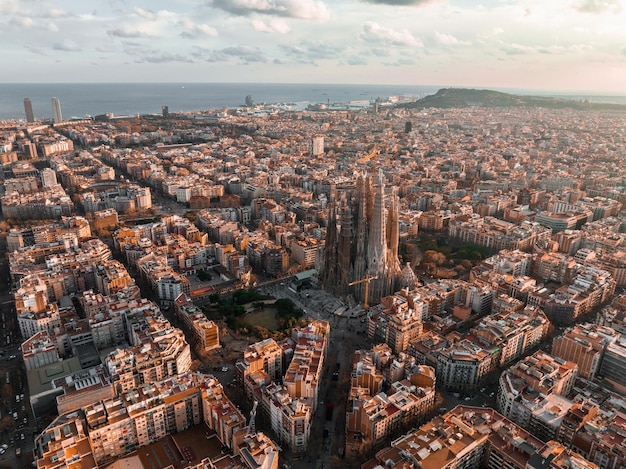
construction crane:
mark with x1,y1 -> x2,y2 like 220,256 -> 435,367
248,400 -> 258,436
348,274 -> 378,309
357,144 -> 379,164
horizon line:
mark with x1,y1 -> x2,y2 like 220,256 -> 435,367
1,82 -> 625,97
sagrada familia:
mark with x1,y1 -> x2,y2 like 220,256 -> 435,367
319,171 -> 417,306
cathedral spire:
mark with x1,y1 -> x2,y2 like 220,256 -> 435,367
321,203 -> 338,291
352,174 -> 368,300
337,199 -> 353,290
366,171 -> 387,304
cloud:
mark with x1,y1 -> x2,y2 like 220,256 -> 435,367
134,7 -> 156,20
500,42 -> 593,56
360,21 -> 423,47
361,0 -> 436,5
179,20 -> 218,38
221,45 -> 269,62
382,57 -> 416,66
434,31 -> 469,46
192,45 -> 269,64
77,13 -> 97,21
137,53 -> 194,64
575,0 -> 621,14
52,39 -> 81,52
0,1 -> 20,15
41,7 -> 70,18
9,16 -> 34,28
96,45 -> 116,53
370,48 -> 391,57
24,44 -> 45,55
209,0 -> 331,20
500,43 -> 534,55
47,22 -> 59,32
383,57 -> 416,67
252,18 -> 290,34
279,41 -> 344,64
0,2 -> 69,18
107,26 -> 154,38
345,56 -> 367,65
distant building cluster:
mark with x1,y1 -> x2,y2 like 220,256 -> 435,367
2,95 -> 626,469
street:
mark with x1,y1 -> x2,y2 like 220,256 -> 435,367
255,282 -> 369,469
0,236 -> 35,468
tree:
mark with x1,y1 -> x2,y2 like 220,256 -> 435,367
423,250 -> 446,265
0,416 -> 15,432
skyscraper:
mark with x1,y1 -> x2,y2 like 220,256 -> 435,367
310,136 -> 324,157
24,98 -> 35,123
51,97 -> 63,123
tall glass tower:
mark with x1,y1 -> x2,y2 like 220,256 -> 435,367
51,97 -> 63,123
24,98 -> 35,123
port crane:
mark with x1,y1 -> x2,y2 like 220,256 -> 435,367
348,274 -> 378,309
357,144 -> 379,164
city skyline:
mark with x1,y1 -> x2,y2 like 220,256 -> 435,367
1,0 -> 625,94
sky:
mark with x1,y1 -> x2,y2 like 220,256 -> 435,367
1,0 -> 626,93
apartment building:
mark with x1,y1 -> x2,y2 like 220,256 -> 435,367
53,366 -> 114,416
597,340 -> 626,394
449,215 -> 551,252
21,330 -> 59,371
1,184 -> 74,220
542,266 -> 616,324
472,306 -> 549,367
104,299 -> 192,394
346,370 -> 435,455
283,320 -> 329,408
174,293 -> 220,352
551,323 -> 618,380
367,293 -> 424,353
34,372 -> 250,468
497,352 -> 578,432
262,382 -> 312,453
236,337 -> 284,394
436,339 -> 495,392
367,406 -> 546,469
527,440 -> 600,469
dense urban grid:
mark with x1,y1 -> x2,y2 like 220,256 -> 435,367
0,93 -> 626,469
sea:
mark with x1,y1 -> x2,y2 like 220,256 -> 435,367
1,82 -> 625,121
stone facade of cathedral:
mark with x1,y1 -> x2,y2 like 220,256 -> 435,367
320,172 -> 403,306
